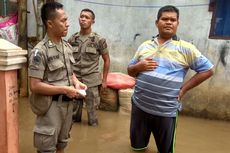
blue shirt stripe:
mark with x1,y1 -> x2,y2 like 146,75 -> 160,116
129,37 -> 213,117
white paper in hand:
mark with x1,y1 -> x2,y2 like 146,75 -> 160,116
78,89 -> 86,96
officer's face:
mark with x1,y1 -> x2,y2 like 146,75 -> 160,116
48,9 -> 69,37
79,11 -> 94,29
155,11 -> 179,38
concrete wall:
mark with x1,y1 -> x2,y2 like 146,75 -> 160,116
27,0 -> 230,120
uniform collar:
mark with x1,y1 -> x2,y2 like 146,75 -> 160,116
77,31 -> 95,37
43,34 -> 50,44
43,34 -> 65,53
43,34 -> 64,48
77,32 -> 96,43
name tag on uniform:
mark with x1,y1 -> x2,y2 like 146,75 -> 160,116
48,54 -> 60,62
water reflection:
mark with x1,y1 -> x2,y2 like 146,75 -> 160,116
19,97 -> 230,153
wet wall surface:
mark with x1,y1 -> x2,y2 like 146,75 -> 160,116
19,97 -> 230,153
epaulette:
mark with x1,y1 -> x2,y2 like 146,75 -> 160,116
92,32 -> 99,36
73,32 -> 80,37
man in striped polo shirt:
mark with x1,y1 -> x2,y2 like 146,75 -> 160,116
127,5 -> 214,153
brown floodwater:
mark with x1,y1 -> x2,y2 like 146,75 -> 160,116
19,97 -> 230,153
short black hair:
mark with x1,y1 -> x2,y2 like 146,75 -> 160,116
41,2 -> 63,27
157,5 -> 179,20
81,8 -> 95,20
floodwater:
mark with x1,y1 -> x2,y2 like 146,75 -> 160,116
19,97 -> 230,153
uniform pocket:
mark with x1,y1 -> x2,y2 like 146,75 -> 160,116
85,47 -> 98,61
34,127 -> 56,151
29,93 -> 52,116
86,47 -> 97,54
72,46 -> 80,60
47,60 -> 66,82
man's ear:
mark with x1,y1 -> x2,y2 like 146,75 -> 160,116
155,20 -> 158,27
47,20 -> 53,28
92,20 -> 95,24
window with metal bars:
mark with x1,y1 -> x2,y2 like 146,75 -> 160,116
209,0 -> 230,39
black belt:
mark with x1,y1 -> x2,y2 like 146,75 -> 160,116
52,94 -> 72,101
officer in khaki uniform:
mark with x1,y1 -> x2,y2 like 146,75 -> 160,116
28,2 -> 86,153
68,8 -> 110,126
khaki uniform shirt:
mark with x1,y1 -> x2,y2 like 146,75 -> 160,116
28,34 -> 75,86
68,32 -> 108,87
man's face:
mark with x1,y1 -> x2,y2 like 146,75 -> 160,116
155,11 -> 179,38
49,9 -> 69,37
79,11 -> 94,29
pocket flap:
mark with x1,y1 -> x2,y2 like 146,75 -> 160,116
29,93 -> 52,116
33,126 -> 55,136
86,47 -> 97,54
48,60 -> 64,71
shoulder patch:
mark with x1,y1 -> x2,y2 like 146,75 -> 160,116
98,38 -> 108,50
32,48 -> 42,65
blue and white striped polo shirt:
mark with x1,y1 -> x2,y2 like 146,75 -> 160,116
128,36 -> 213,117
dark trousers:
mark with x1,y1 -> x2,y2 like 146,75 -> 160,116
130,102 -> 177,153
